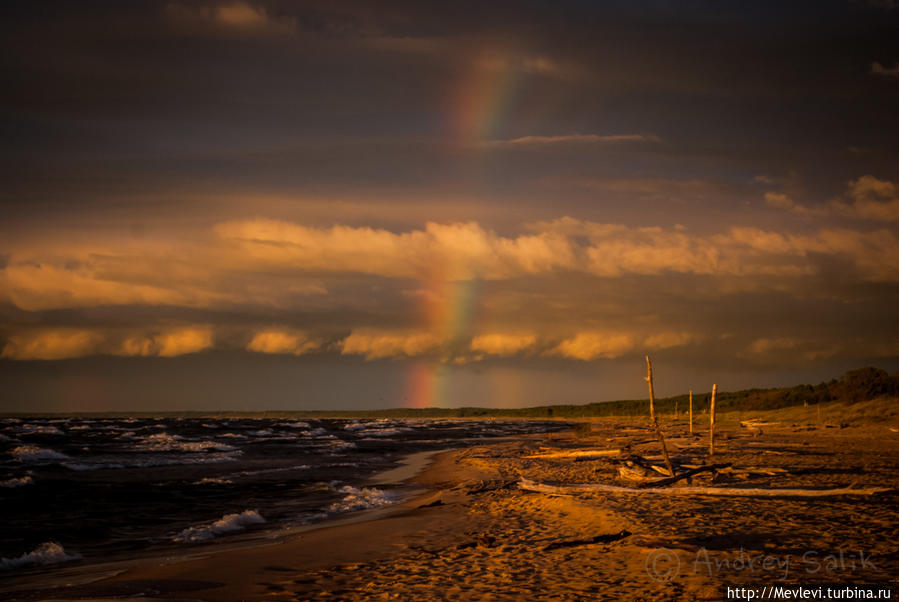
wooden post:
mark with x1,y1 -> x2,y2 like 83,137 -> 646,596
709,384 -> 717,456
689,390 -> 693,435
645,356 -> 676,477
675,399 -> 679,419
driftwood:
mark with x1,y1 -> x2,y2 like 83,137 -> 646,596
543,529 -> 632,551
709,383 -> 717,455
518,478 -> 893,497
524,449 -> 621,460
638,463 -> 732,488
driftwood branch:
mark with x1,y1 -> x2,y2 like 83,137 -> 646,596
518,478 -> 892,498
638,463 -> 732,488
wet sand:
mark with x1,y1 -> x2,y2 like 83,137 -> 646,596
3,410 -> 898,601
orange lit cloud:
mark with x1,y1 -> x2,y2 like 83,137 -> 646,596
165,1 -> 296,37
247,330 -> 320,355
470,333 -> 537,356
1,329 -> 105,361
119,327 -> 214,357
340,330 -> 443,360
831,175 -> 899,221
549,332 -> 636,361
0,263 -> 197,312
4,216 -> 899,325
215,219 -> 575,280
765,175 -> 899,222
871,61 -> 899,78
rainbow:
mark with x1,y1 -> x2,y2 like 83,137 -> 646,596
449,49 -> 521,144
402,278 -> 479,408
402,48 -> 525,408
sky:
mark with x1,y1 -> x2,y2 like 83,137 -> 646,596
1,0 -> 899,411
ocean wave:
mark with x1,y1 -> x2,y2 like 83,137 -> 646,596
64,451 -> 241,470
217,432 -> 247,439
279,421 -> 310,429
173,510 -> 265,543
354,427 -> 411,437
250,429 -> 273,437
327,485 -> 394,514
300,427 -> 330,437
325,440 -> 356,450
0,476 -> 34,488
227,464 -> 310,478
0,542 -> 81,570
343,422 -> 368,431
8,445 -> 69,463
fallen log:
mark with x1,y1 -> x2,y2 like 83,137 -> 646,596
518,478 -> 893,498
524,449 -> 621,460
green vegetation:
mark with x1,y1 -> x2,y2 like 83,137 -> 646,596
3,367 -> 897,420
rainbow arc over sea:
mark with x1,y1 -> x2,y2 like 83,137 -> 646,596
402,47 -> 530,408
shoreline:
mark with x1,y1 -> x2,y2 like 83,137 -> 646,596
2,421 -> 896,600
0,443 -> 498,601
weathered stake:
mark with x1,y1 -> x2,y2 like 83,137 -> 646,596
689,390 -> 694,435
645,356 -> 675,477
709,383 -> 718,456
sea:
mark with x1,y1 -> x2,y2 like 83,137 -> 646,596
0,416 -> 566,572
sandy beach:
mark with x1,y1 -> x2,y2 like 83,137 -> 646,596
2,409 -> 898,601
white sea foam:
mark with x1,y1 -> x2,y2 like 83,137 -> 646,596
250,429 -> 273,437
17,424 -> 65,436
0,476 -> 34,488
134,433 -> 238,453
217,432 -> 247,439
324,440 -> 356,450
0,542 -> 81,570
279,421 -> 310,429
173,510 -> 265,543
228,464 -> 310,477
343,422 -> 368,431
64,451 -> 241,470
193,477 -> 234,485
8,445 -> 69,463
301,427 -> 330,437
354,427 -> 411,437
68,425 -> 91,431
328,485 -> 395,513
